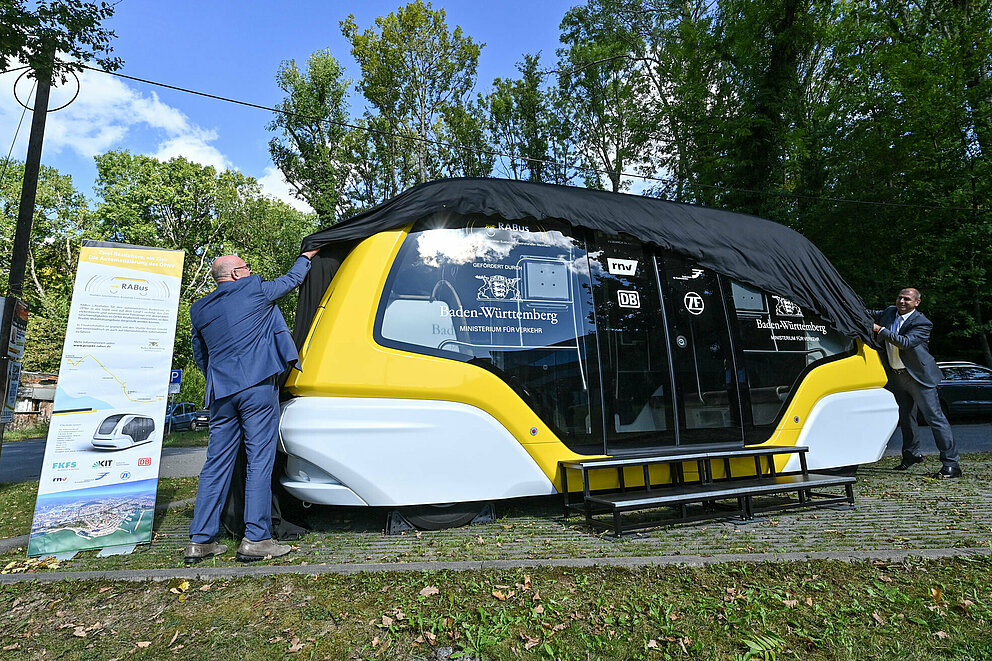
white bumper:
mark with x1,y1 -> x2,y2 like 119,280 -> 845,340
785,387 -> 898,471
278,397 -> 557,507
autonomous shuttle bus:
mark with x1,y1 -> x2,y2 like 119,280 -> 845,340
92,413 -> 156,450
279,179 -> 897,526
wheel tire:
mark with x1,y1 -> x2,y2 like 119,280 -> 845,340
402,503 -> 483,530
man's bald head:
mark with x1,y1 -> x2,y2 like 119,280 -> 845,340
210,255 -> 249,283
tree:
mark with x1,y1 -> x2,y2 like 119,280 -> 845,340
557,0 -> 656,192
486,54 -> 554,182
267,51 -> 354,221
0,0 -> 120,81
94,152 -> 318,369
341,0 -> 491,199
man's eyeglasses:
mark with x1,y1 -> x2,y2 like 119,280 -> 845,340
233,264 -> 252,275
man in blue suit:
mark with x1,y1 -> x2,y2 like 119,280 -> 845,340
871,288 -> 961,479
184,249 -> 318,563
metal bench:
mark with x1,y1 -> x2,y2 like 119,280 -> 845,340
559,445 -> 856,536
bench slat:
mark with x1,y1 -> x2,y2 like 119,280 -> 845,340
560,445 -> 806,472
586,473 -> 853,511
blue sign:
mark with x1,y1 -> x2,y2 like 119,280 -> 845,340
170,369 -> 183,385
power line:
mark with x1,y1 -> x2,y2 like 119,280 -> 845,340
80,64 -> 983,214
0,79 -> 35,190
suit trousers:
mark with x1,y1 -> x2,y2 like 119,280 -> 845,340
887,370 -> 959,468
190,376 -> 279,543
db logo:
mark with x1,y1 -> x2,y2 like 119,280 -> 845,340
137,457 -> 152,467
617,290 -> 640,308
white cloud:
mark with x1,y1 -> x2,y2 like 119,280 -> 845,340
257,165 -> 314,213
0,64 -> 229,170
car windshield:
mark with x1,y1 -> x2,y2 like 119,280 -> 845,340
97,414 -> 125,434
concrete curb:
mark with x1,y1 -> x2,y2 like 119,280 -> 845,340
1,547 -> 989,585
0,497 -> 196,555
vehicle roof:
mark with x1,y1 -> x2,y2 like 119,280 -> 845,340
298,178 -> 873,347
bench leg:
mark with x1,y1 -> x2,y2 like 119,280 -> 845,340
561,469 -> 570,518
845,483 -> 855,506
613,510 -> 623,537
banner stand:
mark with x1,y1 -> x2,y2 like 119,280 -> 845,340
28,241 -> 184,558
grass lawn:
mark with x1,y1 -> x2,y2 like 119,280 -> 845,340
0,477 -> 199,541
162,428 -> 210,448
1,557 -> 991,659
1,424 -> 49,442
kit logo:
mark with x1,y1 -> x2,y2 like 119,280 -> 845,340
617,290 -> 640,308
606,258 -> 638,276
52,461 -> 76,470
92,459 -> 112,468
137,457 -> 152,467
684,292 -> 705,315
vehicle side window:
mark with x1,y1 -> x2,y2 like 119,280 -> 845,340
729,280 -> 854,428
940,367 -> 967,381
962,367 -> 992,380
122,418 -> 138,438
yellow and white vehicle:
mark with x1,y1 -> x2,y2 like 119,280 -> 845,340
279,179 -> 897,525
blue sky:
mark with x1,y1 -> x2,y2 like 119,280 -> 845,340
0,0 -> 576,211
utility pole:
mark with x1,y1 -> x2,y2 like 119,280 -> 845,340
0,49 -> 55,462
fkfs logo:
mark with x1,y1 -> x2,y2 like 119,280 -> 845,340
137,457 -> 152,467
52,461 -> 76,470
92,459 -> 112,468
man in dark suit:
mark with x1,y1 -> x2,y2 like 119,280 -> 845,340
184,249 -> 318,563
871,288 -> 961,478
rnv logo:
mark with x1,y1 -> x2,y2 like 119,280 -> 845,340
607,258 -> 638,276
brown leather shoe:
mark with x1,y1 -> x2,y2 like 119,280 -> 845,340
236,538 -> 291,562
184,541 -> 227,564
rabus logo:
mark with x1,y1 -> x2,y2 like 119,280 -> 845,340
617,290 -> 640,308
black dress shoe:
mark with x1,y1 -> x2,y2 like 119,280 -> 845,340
934,465 -> 962,479
895,455 -> 924,470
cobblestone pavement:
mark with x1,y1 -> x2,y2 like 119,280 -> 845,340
3,457 -> 990,574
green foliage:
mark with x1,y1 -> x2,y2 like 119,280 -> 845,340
175,364 -> 205,408
0,0 -> 120,82
267,51 -> 353,220
341,0 -> 492,200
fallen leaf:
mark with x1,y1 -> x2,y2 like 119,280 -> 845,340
288,638 -> 303,653
524,575 -> 532,590
879,575 -> 893,583
72,627 -> 87,638
872,612 -> 885,625
668,611 -> 679,621
931,587 -> 944,604
424,631 -> 437,645
647,639 -> 659,649
136,641 -> 151,648
956,600 -> 974,613
492,590 -> 507,601
783,599 -> 799,608
419,586 -> 440,597
98,587 -> 112,594
805,597 -> 813,606
533,605 -> 544,614
199,584 -> 212,592
935,631 -> 950,640
381,615 -> 393,627
521,634 -> 540,650
371,636 -> 380,648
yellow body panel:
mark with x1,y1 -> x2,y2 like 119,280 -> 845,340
286,228 -> 888,492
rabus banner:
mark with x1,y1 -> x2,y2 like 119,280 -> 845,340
28,241 -> 184,557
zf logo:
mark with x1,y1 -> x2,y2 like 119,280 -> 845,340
684,292 -> 705,315
92,460 -> 112,468
120,471 -> 131,480
617,290 -> 640,308
52,477 -> 67,483
137,457 -> 152,467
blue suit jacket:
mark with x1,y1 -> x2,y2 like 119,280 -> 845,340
870,306 -> 944,388
191,257 -> 312,405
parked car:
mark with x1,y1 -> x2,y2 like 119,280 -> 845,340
165,401 -> 206,431
935,361 -> 992,421
189,408 -> 210,431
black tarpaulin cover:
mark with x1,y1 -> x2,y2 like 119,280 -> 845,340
296,178 -> 873,347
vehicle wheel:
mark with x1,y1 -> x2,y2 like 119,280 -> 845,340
823,465 -> 858,477
189,422 -> 200,432
402,502 -> 484,530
